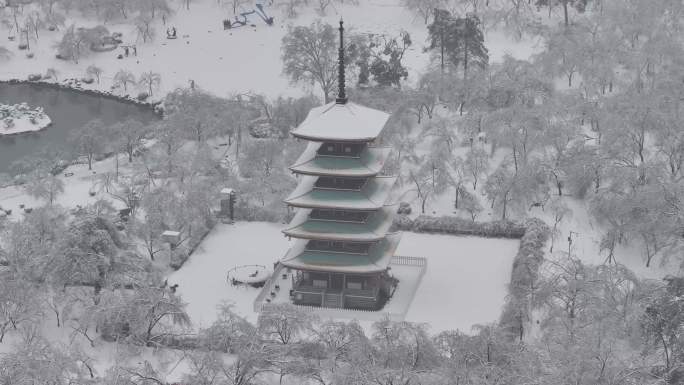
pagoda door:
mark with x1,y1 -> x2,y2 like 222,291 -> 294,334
330,273 -> 344,291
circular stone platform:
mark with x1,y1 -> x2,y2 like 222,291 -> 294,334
227,264 -> 271,288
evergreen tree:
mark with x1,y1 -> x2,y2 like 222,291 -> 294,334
426,10 -> 488,81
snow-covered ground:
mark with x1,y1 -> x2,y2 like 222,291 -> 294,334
0,103 -> 51,135
167,222 -> 290,327
167,221 -> 519,334
0,0 -> 541,102
0,156 -> 128,217
397,232 -> 519,333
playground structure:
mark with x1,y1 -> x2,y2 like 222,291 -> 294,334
223,3 -> 274,30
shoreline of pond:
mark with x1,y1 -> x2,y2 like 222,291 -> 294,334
0,79 -> 165,117
0,81 -> 163,179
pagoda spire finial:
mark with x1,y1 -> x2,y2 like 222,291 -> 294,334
336,18 -> 348,104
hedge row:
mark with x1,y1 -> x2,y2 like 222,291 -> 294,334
392,214 -> 527,239
498,218 -> 550,341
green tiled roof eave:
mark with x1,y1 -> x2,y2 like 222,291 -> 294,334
283,205 -> 397,241
285,176 -> 397,210
290,147 -> 392,177
280,233 -> 402,274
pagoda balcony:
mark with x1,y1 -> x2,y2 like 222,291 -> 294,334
290,141 -> 391,178
285,175 -> 397,211
283,205 -> 396,242
317,141 -> 365,157
290,271 -> 384,310
314,176 -> 367,191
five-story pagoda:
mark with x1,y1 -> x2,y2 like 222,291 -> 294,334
280,20 -> 400,310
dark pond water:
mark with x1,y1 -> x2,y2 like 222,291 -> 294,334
0,83 -> 160,174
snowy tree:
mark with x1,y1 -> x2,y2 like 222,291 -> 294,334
258,303 -> 312,345
24,172 -> 64,206
138,71 -> 161,96
0,327 -> 86,382
164,87 -> 236,142
360,31 -> 412,88
49,211 -> 124,293
464,146 -> 489,190
85,64 -> 103,83
642,277 -> 684,371
97,286 -> 190,347
134,14 -> 155,43
546,197 -> 571,253
402,0 -> 444,24
110,119 -> 148,163
486,0 -> 542,39
113,69 -> 136,93
484,162 -> 549,220
535,26 -> 586,87
69,118 -> 105,170
427,10 -> 488,79
535,0 -> 589,27
56,24 -> 86,62
0,273 -> 42,342
281,21 -> 362,103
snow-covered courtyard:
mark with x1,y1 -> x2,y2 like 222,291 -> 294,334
168,221 -> 519,333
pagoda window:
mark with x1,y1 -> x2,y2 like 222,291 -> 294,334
314,176 -> 366,191
306,240 -> 372,254
317,142 -> 364,157
310,209 -> 369,223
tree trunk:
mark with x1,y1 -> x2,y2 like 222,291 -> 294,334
454,185 -> 460,208
563,1 -> 569,26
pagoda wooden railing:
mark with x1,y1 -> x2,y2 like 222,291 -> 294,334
253,255 -> 428,320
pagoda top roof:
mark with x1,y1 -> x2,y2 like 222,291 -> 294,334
280,232 -> 402,274
284,175 -> 397,210
291,101 -> 390,142
289,142 -> 391,177
283,205 -> 396,242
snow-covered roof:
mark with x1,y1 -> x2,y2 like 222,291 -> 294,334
289,142 -> 391,177
283,205 -> 397,242
291,102 -> 390,142
280,232 -> 402,274
285,175 -> 397,210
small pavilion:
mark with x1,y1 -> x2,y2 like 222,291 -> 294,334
280,20 -> 400,310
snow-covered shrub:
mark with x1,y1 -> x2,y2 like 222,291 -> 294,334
248,118 -> 276,138
137,92 -> 150,101
169,248 -> 190,270
392,213 -> 414,231
235,200 -> 289,223
397,201 -> 412,215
